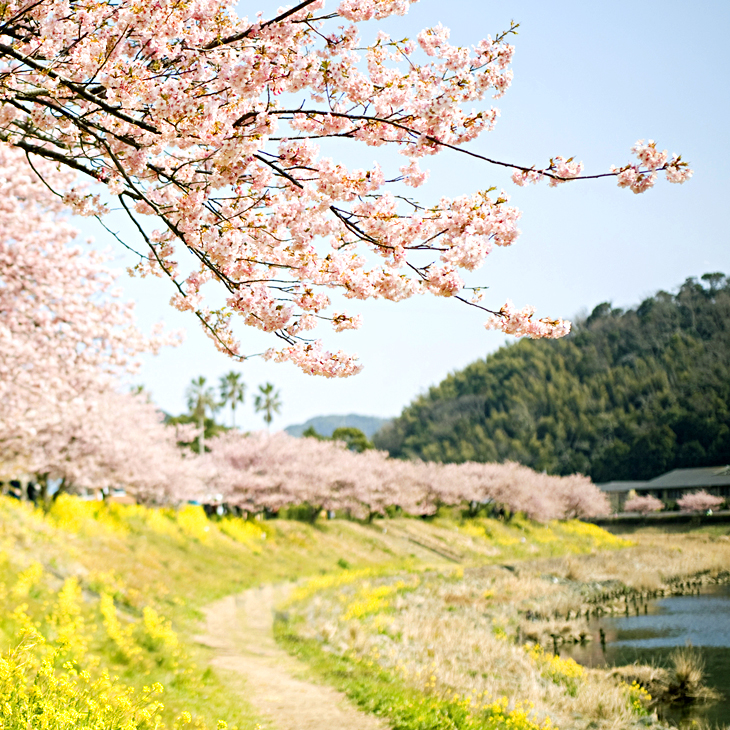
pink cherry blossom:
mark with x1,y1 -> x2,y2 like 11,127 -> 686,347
484,300 -> 571,339
676,490 -> 724,513
631,140 -> 668,170
0,1 -> 691,375
623,494 -> 663,514
0,144 -> 202,501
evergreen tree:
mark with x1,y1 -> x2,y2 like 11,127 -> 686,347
185,376 -> 219,453
254,383 -> 282,430
219,371 -> 246,428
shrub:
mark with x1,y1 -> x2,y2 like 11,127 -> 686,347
623,494 -> 664,514
657,646 -> 721,705
676,490 -> 724,513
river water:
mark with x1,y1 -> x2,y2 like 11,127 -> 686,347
560,584 -> 730,727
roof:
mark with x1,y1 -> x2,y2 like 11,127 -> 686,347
644,466 -> 730,489
596,481 -> 648,493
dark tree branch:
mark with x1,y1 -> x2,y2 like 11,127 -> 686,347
204,0 -> 322,50
0,42 -> 161,135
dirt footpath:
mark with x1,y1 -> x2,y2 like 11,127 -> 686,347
196,583 -> 389,730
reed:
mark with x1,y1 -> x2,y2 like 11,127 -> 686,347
657,647 -> 721,705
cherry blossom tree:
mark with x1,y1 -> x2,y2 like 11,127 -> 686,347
0,0 -> 693,376
207,430 -> 357,516
0,143 -> 163,477
0,144 -> 160,406
623,494 -> 664,515
430,460 -> 609,521
0,142 -> 208,501
13,389 -> 208,504
676,490 -> 724,513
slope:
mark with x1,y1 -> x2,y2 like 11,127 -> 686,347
1,495 -> 625,730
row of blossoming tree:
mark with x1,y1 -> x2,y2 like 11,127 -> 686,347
203,430 -> 611,521
624,492 -> 725,515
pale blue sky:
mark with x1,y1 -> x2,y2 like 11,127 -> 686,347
83,0 -> 730,430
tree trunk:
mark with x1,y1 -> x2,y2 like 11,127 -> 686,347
308,504 -> 322,524
37,472 -> 50,511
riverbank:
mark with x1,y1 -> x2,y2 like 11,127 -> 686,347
589,511 -> 730,530
561,585 -> 730,728
279,530 -> 730,730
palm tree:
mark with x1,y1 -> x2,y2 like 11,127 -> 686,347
254,382 -> 281,430
185,376 -> 218,452
219,371 -> 246,428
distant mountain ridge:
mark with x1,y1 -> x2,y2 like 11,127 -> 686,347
285,414 -> 390,438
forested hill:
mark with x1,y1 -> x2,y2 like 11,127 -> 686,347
373,274 -> 730,483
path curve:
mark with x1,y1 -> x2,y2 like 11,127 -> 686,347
196,584 -> 389,730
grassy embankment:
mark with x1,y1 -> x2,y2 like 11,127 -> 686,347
277,527 -> 730,730
0,495 -> 635,729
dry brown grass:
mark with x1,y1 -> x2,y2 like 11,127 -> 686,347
286,531 -> 730,730
610,664 -> 669,690
506,532 -> 730,639
540,532 -> 730,591
657,647 -> 722,705
291,571 -> 648,730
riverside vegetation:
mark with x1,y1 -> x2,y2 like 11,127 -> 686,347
3,494 -> 727,730
278,527 -> 730,730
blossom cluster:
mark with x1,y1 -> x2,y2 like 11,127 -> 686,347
485,300 -> 571,339
512,140 -> 692,194
511,156 -> 584,187
611,140 -> 693,194
0,1 -> 690,373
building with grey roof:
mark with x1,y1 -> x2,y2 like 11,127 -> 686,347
597,466 -> 730,512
